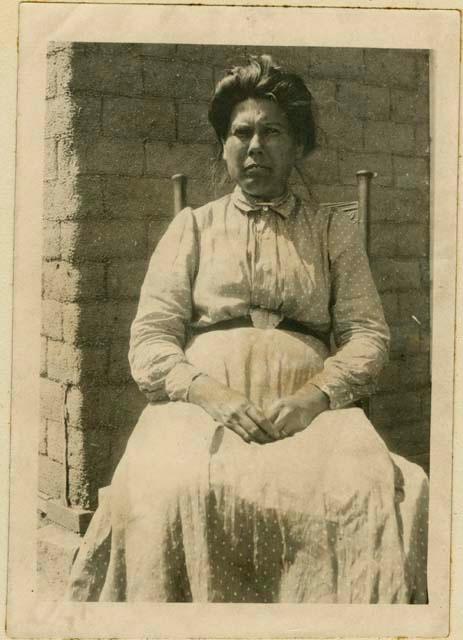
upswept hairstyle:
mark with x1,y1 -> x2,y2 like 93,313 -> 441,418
208,55 -> 316,156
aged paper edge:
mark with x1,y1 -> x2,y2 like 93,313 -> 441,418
2,0 -> 462,639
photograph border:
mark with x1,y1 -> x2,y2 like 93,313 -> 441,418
4,1 -> 462,639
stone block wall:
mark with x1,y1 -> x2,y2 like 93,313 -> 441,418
41,43 -> 430,515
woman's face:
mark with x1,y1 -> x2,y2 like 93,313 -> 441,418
223,98 -> 302,200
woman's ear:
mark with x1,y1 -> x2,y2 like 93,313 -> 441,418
222,139 -> 229,163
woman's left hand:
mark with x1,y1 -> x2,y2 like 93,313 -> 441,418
266,384 -> 329,440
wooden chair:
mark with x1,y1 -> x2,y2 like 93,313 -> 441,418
171,170 -> 375,253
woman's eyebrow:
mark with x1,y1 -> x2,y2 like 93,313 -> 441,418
231,123 -> 253,132
258,118 -> 288,128
230,117 -> 288,130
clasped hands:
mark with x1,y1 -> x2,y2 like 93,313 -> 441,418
188,375 -> 329,445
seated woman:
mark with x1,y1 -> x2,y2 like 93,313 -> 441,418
67,55 -> 429,603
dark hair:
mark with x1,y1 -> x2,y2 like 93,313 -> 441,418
208,55 -> 316,156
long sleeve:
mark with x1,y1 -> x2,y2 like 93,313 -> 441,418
309,210 -> 390,409
129,208 -> 202,402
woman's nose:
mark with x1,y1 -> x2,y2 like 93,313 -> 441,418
248,132 -> 263,154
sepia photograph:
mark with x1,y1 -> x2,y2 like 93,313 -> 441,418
38,41 -> 431,604
6,2 -> 461,638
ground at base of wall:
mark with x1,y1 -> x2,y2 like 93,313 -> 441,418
37,523 -> 81,600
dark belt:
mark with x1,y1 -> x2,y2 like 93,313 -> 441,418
191,316 -> 330,348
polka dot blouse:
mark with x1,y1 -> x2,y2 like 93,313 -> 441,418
129,185 -> 390,410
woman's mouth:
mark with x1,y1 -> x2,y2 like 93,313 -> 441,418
244,165 -> 271,174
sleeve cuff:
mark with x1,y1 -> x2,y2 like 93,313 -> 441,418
165,361 -> 204,402
309,375 -> 378,410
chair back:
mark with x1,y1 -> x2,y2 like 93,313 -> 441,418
171,171 -> 375,254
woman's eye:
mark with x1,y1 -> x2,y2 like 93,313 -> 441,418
231,126 -> 281,140
234,128 -> 252,139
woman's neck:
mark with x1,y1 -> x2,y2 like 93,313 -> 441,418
240,187 -> 289,205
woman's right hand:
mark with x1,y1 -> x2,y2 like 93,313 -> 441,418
188,374 -> 277,445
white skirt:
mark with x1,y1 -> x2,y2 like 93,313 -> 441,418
67,329 -> 429,603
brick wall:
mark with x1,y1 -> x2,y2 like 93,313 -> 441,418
41,43 -> 430,513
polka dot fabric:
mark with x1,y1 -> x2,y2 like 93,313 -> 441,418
67,334 -> 428,603
67,397 -> 428,603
